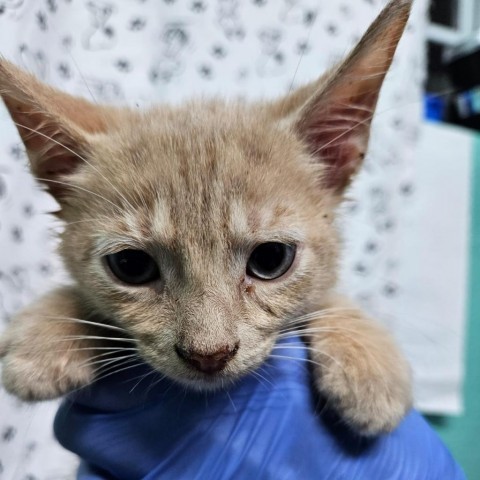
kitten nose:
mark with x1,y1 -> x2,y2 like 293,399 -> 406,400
175,343 -> 239,374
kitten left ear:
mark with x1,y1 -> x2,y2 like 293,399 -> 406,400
293,0 -> 411,195
0,58 -> 113,200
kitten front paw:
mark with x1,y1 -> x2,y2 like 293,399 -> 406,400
311,333 -> 412,436
1,328 -> 96,401
1,346 -> 95,402
0,287 -> 104,401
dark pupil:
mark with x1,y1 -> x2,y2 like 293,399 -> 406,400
247,242 -> 295,280
106,249 -> 159,285
250,243 -> 284,273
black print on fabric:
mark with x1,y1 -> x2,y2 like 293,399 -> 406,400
17,45 -> 48,79
257,28 -> 285,76
83,1 -> 116,51
150,22 -> 190,83
217,0 -> 245,40
0,1 -> 25,17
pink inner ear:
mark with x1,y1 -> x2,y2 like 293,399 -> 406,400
42,155 -> 80,176
11,106 -> 83,178
316,141 -> 363,192
38,153 -> 82,199
6,105 -> 84,199
300,90 -> 377,192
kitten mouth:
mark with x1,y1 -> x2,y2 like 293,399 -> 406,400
175,354 -> 267,391
174,356 -> 264,391
173,371 -> 239,392
188,364 -> 244,382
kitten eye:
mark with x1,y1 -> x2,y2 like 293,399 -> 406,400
247,242 -> 296,280
106,249 -> 160,285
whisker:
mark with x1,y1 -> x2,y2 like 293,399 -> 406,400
282,307 -> 360,326
225,389 -> 237,412
61,217 -> 113,227
270,348 -> 348,378
35,315 -> 128,333
278,338 -> 393,395
55,352 -> 139,383
273,344 -> 324,352
90,357 -> 143,381
279,316 -> 364,333
94,355 -> 141,374
6,336 -> 138,351
53,335 -> 137,344
278,325 -> 373,338
268,353 -> 324,369
36,177 -> 124,213
313,83 -> 430,157
251,369 -> 275,390
286,8 -> 317,96
47,20 -> 98,105
128,369 -> 157,394
145,373 -> 168,394
278,328 -> 383,356
61,358 -> 148,399
50,346 -> 138,354
72,352 -> 138,374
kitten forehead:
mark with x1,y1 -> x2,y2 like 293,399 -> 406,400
228,199 -> 299,239
152,198 -> 175,240
228,199 -> 250,236
78,100 -> 329,257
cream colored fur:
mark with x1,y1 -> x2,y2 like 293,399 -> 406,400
0,0 -> 413,435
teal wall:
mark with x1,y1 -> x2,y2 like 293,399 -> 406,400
427,134 -> 480,479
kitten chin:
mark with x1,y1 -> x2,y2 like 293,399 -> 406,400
164,372 -> 247,393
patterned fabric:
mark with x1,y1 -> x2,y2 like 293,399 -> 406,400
0,0 -> 428,478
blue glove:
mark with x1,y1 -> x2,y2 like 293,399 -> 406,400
54,336 -> 465,480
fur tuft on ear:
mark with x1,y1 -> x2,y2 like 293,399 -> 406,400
0,58 -> 114,200
275,0 -> 412,195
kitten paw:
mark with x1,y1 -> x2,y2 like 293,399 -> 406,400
311,335 -> 412,436
0,288 -> 107,401
1,352 -> 94,401
1,333 -> 95,401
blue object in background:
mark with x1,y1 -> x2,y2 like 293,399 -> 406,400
55,336 -> 465,480
425,93 -> 446,122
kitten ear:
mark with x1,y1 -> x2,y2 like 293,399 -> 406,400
294,0 -> 411,194
0,58 -> 111,200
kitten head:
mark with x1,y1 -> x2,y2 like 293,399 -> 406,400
0,0 -> 410,389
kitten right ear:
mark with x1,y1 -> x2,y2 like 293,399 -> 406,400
0,59 -> 112,201
269,0 -> 411,196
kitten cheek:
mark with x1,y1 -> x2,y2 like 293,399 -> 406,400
233,330 -> 276,367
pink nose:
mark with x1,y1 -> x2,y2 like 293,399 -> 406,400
175,344 -> 239,374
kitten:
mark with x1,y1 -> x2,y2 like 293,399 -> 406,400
0,0 -> 412,436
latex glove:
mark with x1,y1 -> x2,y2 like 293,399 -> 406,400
55,336 -> 465,480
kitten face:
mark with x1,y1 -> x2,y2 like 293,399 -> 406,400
0,0 -> 411,389
60,104 -> 339,388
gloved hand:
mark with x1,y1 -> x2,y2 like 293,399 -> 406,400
55,336 -> 465,480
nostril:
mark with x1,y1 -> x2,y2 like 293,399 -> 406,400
175,342 -> 240,374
